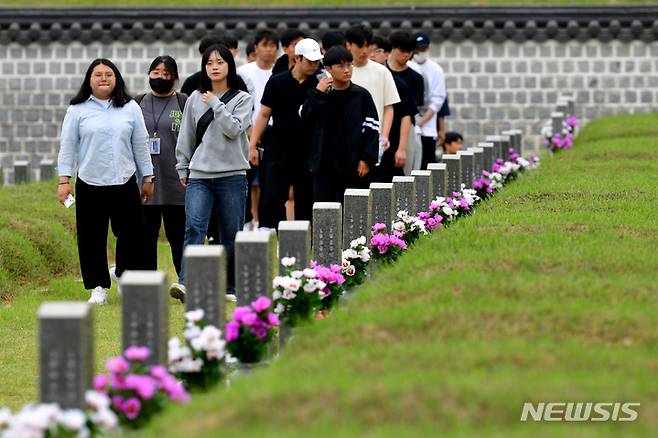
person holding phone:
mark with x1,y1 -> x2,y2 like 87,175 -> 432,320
248,38 -> 322,229
57,58 -> 154,305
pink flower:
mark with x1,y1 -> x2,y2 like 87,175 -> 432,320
251,296 -> 271,313
161,375 -> 190,403
125,374 -> 156,400
124,346 -> 150,362
106,356 -> 129,374
241,312 -> 258,326
377,244 -> 389,254
111,395 -> 124,410
267,312 -> 280,326
122,397 -> 141,420
232,306 -> 251,323
371,223 -> 386,233
150,365 -> 169,381
225,321 -> 240,342
93,374 -> 109,391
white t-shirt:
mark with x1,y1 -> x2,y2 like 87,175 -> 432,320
408,58 -> 446,138
351,60 -> 401,129
237,61 -> 273,125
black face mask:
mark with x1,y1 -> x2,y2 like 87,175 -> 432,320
149,77 -> 175,94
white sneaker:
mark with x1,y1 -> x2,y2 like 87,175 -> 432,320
225,294 -> 237,303
243,221 -> 254,231
109,265 -> 119,283
169,283 -> 187,303
88,286 -> 108,305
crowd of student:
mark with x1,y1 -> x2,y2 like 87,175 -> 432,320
56,25 -> 464,305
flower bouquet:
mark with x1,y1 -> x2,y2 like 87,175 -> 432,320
341,236 -> 370,288
0,391 -> 117,437
93,346 -> 189,428
369,223 -> 407,265
311,261 -> 346,312
225,296 -> 279,364
168,309 -> 226,392
272,257 -> 324,328
391,210 -> 428,247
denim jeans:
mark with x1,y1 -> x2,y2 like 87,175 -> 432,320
179,175 -> 247,294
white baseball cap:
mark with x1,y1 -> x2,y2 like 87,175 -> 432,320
294,38 -> 323,62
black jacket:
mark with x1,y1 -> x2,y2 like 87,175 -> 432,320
301,83 -> 379,174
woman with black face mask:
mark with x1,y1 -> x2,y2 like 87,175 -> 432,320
130,56 -> 188,279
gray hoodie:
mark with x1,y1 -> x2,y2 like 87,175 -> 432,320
176,89 -> 253,179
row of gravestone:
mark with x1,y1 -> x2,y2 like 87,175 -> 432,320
1,159 -> 56,186
33,94 -> 577,412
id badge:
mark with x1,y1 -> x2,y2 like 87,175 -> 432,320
149,137 -> 161,155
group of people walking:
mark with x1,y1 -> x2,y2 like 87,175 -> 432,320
57,25 -> 459,305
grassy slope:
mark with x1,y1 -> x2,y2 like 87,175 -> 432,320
0,0 -> 645,7
0,182 -> 187,409
144,113 -> 658,437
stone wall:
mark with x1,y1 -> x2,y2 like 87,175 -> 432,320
1,37 -> 657,184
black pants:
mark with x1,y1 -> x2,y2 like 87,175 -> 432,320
259,162 -> 313,229
313,167 -> 370,204
143,204 -> 185,276
75,176 -> 148,290
421,136 -> 437,170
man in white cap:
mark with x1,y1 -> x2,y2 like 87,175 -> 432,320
248,38 -> 323,229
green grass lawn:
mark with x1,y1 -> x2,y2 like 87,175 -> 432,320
136,112 -> 656,436
0,113 -> 656,434
0,0 -> 645,7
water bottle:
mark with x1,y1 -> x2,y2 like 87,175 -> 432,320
376,137 -> 387,166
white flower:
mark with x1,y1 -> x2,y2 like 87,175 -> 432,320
205,339 -> 226,360
184,309 -> 204,324
396,209 -> 408,219
273,276 -> 289,289
442,206 -> 454,216
303,268 -> 317,278
285,278 -> 301,291
359,249 -> 371,262
183,325 -> 202,341
60,410 -> 86,431
190,336 -> 205,352
272,289 -> 282,300
341,259 -> 350,269
290,270 -> 303,279
0,408 -> 12,428
274,303 -> 285,314
342,249 -> 358,260
168,337 -> 181,350
349,238 -> 359,249
201,325 -> 221,342
85,390 -> 110,411
345,265 -> 356,276
357,235 -> 366,246
303,281 -> 318,292
316,280 -> 327,290
282,289 -> 297,300
281,256 -> 296,267
91,408 -> 118,430
392,221 -> 405,232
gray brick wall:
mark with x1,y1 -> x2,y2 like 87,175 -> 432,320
1,39 -> 657,184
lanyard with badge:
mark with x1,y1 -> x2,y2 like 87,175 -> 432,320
148,94 -> 173,155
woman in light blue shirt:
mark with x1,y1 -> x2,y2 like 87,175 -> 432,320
57,58 -> 154,305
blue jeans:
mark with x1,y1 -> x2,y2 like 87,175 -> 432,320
179,175 -> 247,294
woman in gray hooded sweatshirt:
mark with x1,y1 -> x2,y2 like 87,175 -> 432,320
171,44 -> 253,302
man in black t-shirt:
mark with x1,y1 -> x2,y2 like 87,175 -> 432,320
370,35 -> 419,182
248,38 -> 323,229
301,46 -> 379,203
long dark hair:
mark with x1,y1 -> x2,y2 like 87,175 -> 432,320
70,58 -> 131,107
148,55 -> 179,81
199,45 -> 240,93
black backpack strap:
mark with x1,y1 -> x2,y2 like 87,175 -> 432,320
134,93 -> 147,105
193,89 -> 241,149
175,92 -> 187,111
